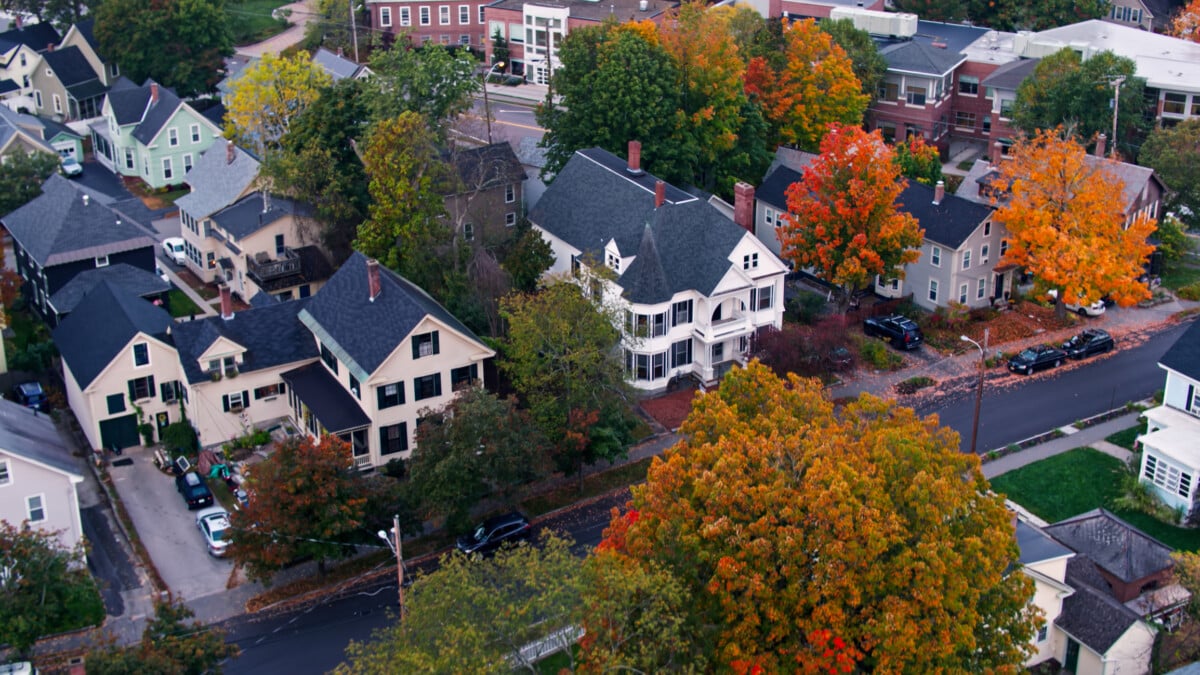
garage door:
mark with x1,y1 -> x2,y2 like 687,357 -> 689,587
99,414 -> 139,451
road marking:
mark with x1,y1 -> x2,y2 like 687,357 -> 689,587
462,113 -> 546,133
497,109 -> 535,114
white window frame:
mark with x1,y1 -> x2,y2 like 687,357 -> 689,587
977,277 -> 987,299
459,4 -> 469,24
505,184 -> 515,203
930,246 -> 942,267
183,153 -> 193,173
981,244 -> 989,263
439,6 -> 450,24
929,279 -> 939,303
400,7 -> 411,25
168,127 -> 179,146
52,93 -> 62,114
133,341 -> 151,367
190,123 -> 200,143
743,253 -> 759,270
162,157 -> 173,181
27,493 -> 45,522
962,249 -> 972,270
124,148 -> 135,169
420,6 -> 430,25
380,6 -> 392,26
1144,453 -> 1193,499
959,283 -> 968,304
478,6 -> 485,23
505,212 -> 516,226
95,255 -> 110,267
228,390 -> 245,410
34,90 -> 42,108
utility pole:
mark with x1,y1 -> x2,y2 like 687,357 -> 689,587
350,0 -> 360,63
1110,76 -> 1125,158
960,328 -> 989,455
377,515 -> 404,616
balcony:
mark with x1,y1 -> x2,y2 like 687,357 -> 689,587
247,248 -> 302,284
692,312 -> 751,343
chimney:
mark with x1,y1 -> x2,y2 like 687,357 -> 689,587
1094,133 -> 1107,158
733,181 -> 755,232
46,43 -> 53,52
627,140 -> 643,175
367,258 -> 382,302
220,284 -> 234,321
933,180 -> 945,205
654,180 -> 666,208
82,193 -> 89,207
990,141 -> 1004,165
14,15 -> 21,29
226,140 -> 235,165
150,82 -> 159,104
261,190 -> 271,213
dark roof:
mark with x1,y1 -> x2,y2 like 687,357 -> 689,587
912,19 -> 988,54
1016,519 -> 1075,566
0,79 -> 18,94
1045,508 -> 1174,583
1160,320 -> 1200,380
248,290 -> 281,307
757,165 -> 801,210
0,397 -> 80,478
312,47 -> 363,81
531,147 -> 752,302
106,79 -> 191,144
0,22 -> 61,53
52,281 -> 173,389
37,115 -> 83,140
896,181 -> 992,249
280,362 -> 369,433
299,252 -> 489,379
623,222 -> 672,304
2,174 -> 155,266
1057,554 -> 1143,654
42,46 -> 100,88
447,142 -> 526,194
981,57 -> 1040,90
485,0 -> 675,23
210,193 -> 308,239
199,102 -> 226,127
132,81 -> 185,145
66,77 -> 107,101
49,263 -> 169,316
878,39 -> 965,76
73,19 -> 100,54
172,297 -> 318,385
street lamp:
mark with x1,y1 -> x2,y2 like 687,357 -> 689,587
960,328 -> 989,456
481,61 -> 505,144
377,514 -> 405,616
1110,76 -> 1126,158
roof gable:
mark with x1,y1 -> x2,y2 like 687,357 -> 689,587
897,181 -> 992,249
0,398 -> 80,479
757,165 -> 801,210
1057,554 -> 1146,654
1045,508 -> 1174,583
1159,320 -> 1200,381
0,23 -> 61,53
52,281 -> 173,389
49,263 -> 169,316
175,141 -> 261,220
42,46 -> 101,88
981,57 -> 1040,89
172,297 -> 318,384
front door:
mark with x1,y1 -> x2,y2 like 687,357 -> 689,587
1064,637 -> 1080,673
994,272 -> 1005,302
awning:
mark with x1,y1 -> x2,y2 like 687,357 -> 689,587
280,362 -> 370,434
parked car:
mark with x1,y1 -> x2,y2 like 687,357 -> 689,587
456,511 -> 533,556
1046,289 -> 1106,317
196,506 -> 231,557
1007,345 -> 1067,375
863,314 -> 923,350
825,346 -> 854,371
1061,329 -> 1115,360
162,237 -> 187,265
12,382 -> 46,411
176,471 -> 214,510
60,156 -> 82,177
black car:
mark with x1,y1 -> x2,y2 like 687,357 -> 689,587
456,512 -> 533,556
12,382 -> 47,411
863,314 -> 924,350
1061,329 -> 1115,360
1007,345 -> 1067,375
175,471 -> 214,510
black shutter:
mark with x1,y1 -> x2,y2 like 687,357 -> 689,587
379,427 -> 387,453
222,394 -> 230,412
377,386 -> 387,409
432,331 -> 440,355
127,380 -> 136,402
160,382 -> 170,401
434,373 -> 442,397
279,383 -> 286,394
242,390 -> 250,409
1188,385 -> 1195,413
147,376 -> 155,397
412,337 -> 420,360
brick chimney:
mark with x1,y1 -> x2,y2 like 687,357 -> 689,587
220,284 -> 234,321
627,140 -> 642,175
933,180 -> 945,205
990,141 -> 1004,165
1094,133 -> 1107,158
733,182 -> 755,232
150,82 -> 159,104
226,140 -> 235,164
46,43 -> 53,52
654,180 -> 666,208
367,258 -> 381,302
14,15 -> 21,29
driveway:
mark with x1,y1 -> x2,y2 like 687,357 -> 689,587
73,159 -> 133,201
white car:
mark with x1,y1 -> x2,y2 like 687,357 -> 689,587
1047,289 -> 1106,317
162,237 -> 186,265
60,156 -> 82,177
196,506 -> 231,557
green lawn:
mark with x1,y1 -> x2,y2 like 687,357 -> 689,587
1105,422 -> 1144,451
167,289 -> 203,318
990,447 -> 1200,551
1160,260 -> 1200,291
157,188 -> 189,205
227,0 -> 291,46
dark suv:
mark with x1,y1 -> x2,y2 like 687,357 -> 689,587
175,471 -> 214,510
456,512 -> 533,556
863,314 -> 924,350
1007,345 -> 1067,375
1061,329 -> 1115,360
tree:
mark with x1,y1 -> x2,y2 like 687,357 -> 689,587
777,124 -> 924,311
0,151 -> 59,215
893,134 -> 944,186
224,52 -> 332,158
408,387 -> 550,532
1013,49 -> 1149,158
819,18 -> 887,102
582,362 -> 1040,672
1172,0 -> 1200,41
992,129 -> 1156,318
337,534 -> 583,674
364,44 -> 478,137
500,280 -> 635,485
491,29 -> 509,68
85,597 -> 240,674
228,435 -> 369,581
1139,119 -> 1200,229
0,522 -> 104,656
744,18 -> 867,151
94,0 -> 234,97
500,220 -> 554,294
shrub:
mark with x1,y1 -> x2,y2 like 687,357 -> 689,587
161,421 -> 199,455
786,290 -> 827,325
1112,470 -> 1180,523
937,302 -> 971,331
860,339 -> 903,370
895,376 -> 935,394
1177,282 -> 1200,301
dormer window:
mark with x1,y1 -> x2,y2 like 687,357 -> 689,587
606,252 -> 620,272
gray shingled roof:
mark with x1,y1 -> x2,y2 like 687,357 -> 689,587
0,397 -> 79,478
131,82 -> 185,145
1016,519 -> 1075,566
516,136 -> 548,170
981,57 -> 1040,90
0,105 -> 53,153
43,46 -> 100,88
176,141 -> 260,220
1057,554 -> 1143,654
757,165 -> 801,211
299,252 -> 489,381
210,193 -> 308,240
49,263 -> 169,316
1159,319 -> 1200,381
172,297 -> 318,385
52,281 -> 173,389
896,181 -> 992,249
105,78 -> 156,125
912,19 -> 988,54
1086,155 -> 1164,216
312,47 -> 361,81
447,142 -> 526,194
2,174 -> 155,266
879,39 -> 965,76
280,362 -> 369,433
1045,508 -> 1174,584
486,0 -> 673,23
0,22 -> 61,53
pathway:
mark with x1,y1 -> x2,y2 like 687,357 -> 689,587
235,0 -> 319,58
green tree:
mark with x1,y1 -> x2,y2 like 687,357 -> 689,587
893,134 -> 944,186
337,534 -> 583,674
228,435 -> 370,581
500,220 -> 555,293
364,44 -> 478,137
819,18 -> 888,102
94,0 -> 234,97
224,52 -> 332,158
491,29 -> 509,68
1139,119 -> 1200,229
1013,49 -> 1149,158
85,598 -> 240,674
0,521 -> 104,656
0,151 -> 58,215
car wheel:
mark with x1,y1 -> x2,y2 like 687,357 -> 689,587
1077,307 -> 1088,317
1054,359 -> 1062,368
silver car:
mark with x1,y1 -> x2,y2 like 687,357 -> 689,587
196,506 -> 231,557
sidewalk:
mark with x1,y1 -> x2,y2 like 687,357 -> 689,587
981,410 -> 1140,479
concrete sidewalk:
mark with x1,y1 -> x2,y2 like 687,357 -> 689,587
981,410 -> 1141,479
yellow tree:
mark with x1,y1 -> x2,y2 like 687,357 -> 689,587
1171,0 -> 1200,42
225,52 -> 332,157
582,362 -> 1039,672
992,129 -> 1156,317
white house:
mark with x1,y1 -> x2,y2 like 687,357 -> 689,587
1138,319 -> 1200,518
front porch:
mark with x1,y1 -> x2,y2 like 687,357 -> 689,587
281,362 -> 373,470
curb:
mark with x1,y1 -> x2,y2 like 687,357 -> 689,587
980,401 -> 1148,462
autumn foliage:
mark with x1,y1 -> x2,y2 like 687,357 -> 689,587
1172,0 -> 1200,42
584,362 -> 1039,672
992,129 -> 1156,314
778,125 -> 924,309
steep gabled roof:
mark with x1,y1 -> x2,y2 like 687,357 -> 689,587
446,142 -> 526,194
1056,554 -> 1144,654
42,46 -> 101,89
756,165 -> 801,211
172,297 -> 318,385
53,281 -> 173,389
131,82 -> 185,145
1159,319 -> 1200,381
0,398 -> 79,479
49,263 -> 169,316
106,79 -> 204,145
0,22 -> 61,54
0,105 -> 53,153
896,181 -> 993,249
175,141 -> 260,220
1045,508 -> 1174,583
622,221 -> 672,304
312,47 -> 363,81
210,192 -> 309,240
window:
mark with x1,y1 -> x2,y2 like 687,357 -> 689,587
107,393 -> 125,415
320,342 -> 339,374
377,382 -> 404,409
1037,626 -> 1048,642
1144,453 -> 1193,499
958,75 -> 979,95
905,86 -> 927,105
977,277 -> 987,299
34,90 -> 41,108
190,124 -> 200,143
672,299 -> 692,326
0,459 -> 8,486
930,246 -> 942,267
1192,97 -> 1200,117
459,34 -> 470,45
450,364 -> 478,390
670,339 -> 692,368
751,285 -> 773,310
1164,93 -> 1187,115
627,352 -> 650,381
743,253 -> 758,270
959,283 -> 968,304
928,279 -> 939,303
400,7 -> 411,25
226,390 -> 245,410
349,374 -> 361,399
19,53 -> 24,67
982,115 -> 992,133
168,128 -> 179,146
94,255 -> 109,269
414,373 -> 443,400
133,342 -> 149,366
981,244 -> 989,263
463,223 -> 474,241
983,221 -> 991,237
128,376 -> 154,401
878,81 -> 898,101
159,380 -> 181,403
954,111 -> 976,129
412,331 -> 440,359
479,6 -> 486,22
712,342 -> 724,363
183,154 -> 193,173
275,233 -> 285,255
962,249 -> 972,269
505,184 -> 515,203
439,6 -> 450,24
505,212 -> 516,226
27,494 -> 45,522
764,207 -> 775,228
652,352 -> 666,380
420,6 -> 430,25
652,312 -> 667,337
380,7 -> 392,25
162,157 -> 173,181
1000,239 -> 1009,257
144,157 -> 149,176
124,148 -> 134,169
459,5 -> 469,23
52,94 -> 61,114
999,99 -> 1014,118
380,423 -> 408,455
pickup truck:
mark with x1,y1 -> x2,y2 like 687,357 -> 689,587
863,314 -> 924,350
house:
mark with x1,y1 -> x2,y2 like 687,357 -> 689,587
0,20 -> 61,98
1016,518 -> 1076,667
0,103 -> 56,160
35,114 -> 85,159
215,55 -> 255,106
977,57 -> 1040,153
171,253 -> 495,468
752,146 -> 818,260
48,263 -> 170,325
53,281 -> 181,450
1102,0 -> 1182,32
1138,319 -> 1200,519
90,79 -> 223,189
176,140 -> 262,280
57,20 -> 121,87
29,45 -> 106,120
530,142 -> 788,391
443,142 -> 526,244
2,175 -> 158,323
0,396 -> 85,555
312,47 -> 370,81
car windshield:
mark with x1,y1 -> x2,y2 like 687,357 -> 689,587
473,525 -> 487,542
210,520 -> 228,541
1018,349 -> 1037,360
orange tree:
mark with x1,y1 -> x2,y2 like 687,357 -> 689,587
992,128 -> 1156,318
1172,0 -> 1200,42
777,124 -> 924,311
580,361 -> 1040,672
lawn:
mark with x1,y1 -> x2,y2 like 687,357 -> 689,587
167,289 -> 203,318
1105,421 -> 1144,451
1160,260 -> 1200,291
227,0 -> 292,46
990,447 -> 1200,551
